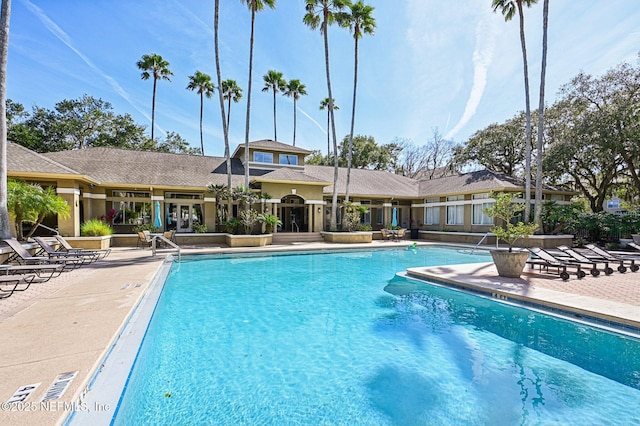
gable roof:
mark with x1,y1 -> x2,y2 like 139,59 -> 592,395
304,165 -> 420,198
7,142 -> 93,181
231,139 -> 312,158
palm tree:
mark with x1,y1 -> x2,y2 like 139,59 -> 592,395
341,0 -> 375,202
0,0 -> 11,239
284,79 -> 307,146
304,0 -> 349,231
214,0 -> 233,206
221,79 -> 243,131
319,97 -> 339,156
136,53 -> 173,142
492,0 -> 538,223
261,70 -> 286,141
186,70 -> 215,156
241,0 -> 276,188
534,0 -> 549,230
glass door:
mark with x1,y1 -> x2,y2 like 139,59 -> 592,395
177,205 -> 192,232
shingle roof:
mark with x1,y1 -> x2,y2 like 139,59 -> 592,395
255,168 -> 331,185
8,142 -> 83,177
304,165 -> 419,198
417,169 -> 566,196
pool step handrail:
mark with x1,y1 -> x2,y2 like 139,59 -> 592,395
151,235 -> 181,261
470,232 -> 497,254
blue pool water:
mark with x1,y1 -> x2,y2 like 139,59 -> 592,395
113,247 -> 640,425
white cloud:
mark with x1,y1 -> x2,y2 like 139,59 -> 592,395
445,14 -> 500,140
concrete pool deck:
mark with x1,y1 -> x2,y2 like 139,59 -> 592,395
0,241 -> 639,425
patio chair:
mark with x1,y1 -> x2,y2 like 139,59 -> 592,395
0,274 -> 36,299
380,229 -> 390,241
2,238 -> 82,270
583,244 -> 639,273
557,245 -> 614,276
32,237 -> 94,265
395,229 -> 406,241
526,247 -> 586,281
0,263 -> 65,282
54,235 -> 111,259
137,231 -> 153,249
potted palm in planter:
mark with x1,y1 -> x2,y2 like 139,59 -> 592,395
484,192 -> 537,278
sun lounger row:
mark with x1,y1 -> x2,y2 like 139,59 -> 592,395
526,245 -> 639,281
0,236 -> 110,300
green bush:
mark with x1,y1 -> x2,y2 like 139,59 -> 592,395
133,223 -> 159,233
81,219 -> 113,236
357,224 -> 372,231
193,223 -> 208,233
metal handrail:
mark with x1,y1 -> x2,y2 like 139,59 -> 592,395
151,235 -> 181,262
470,232 -> 497,254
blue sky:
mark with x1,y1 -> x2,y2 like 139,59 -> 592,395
7,0 -> 640,157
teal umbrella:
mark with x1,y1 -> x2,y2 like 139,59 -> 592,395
392,207 -> 398,227
154,201 -> 162,228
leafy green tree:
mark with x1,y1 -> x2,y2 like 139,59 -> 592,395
284,79 -> 307,146
241,0 -> 276,187
304,0 -> 349,230
341,0 -> 375,202
187,70 -> 215,155
319,97 -> 338,156
492,0 -> 538,223
155,131 -> 200,155
0,0 -> 11,240
136,53 -> 173,142
262,70 -> 286,141
453,112 -> 532,176
7,96 -> 149,152
7,180 -> 70,240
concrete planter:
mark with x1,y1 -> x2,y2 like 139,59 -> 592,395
490,250 -> 530,278
225,234 -> 272,247
65,235 -> 112,250
322,232 -> 373,244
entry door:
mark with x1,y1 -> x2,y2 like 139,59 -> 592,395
177,205 -> 192,232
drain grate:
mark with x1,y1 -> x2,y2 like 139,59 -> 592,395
41,371 -> 78,402
5,383 -> 40,404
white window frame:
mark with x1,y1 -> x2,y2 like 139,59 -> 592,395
425,206 -> 440,225
446,205 -> 464,225
253,151 -> 273,163
472,202 -> 494,225
279,154 -> 298,165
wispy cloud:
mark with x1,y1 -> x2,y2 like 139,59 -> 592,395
19,0 -> 161,134
445,15 -> 500,140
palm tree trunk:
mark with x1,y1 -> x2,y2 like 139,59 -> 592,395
227,98 -> 232,131
213,0 -> 232,217
518,2 -> 532,224
324,16 -> 339,231
151,76 -> 157,142
534,0 -> 549,230
0,0 -> 11,239
244,9 -> 256,188
272,88 -> 277,141
199,93 -> 204,155
326,109 -> 330,157
293,98 -> 297,146
345,35 -> 359,202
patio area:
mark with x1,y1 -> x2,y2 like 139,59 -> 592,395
1,241 -> 639,425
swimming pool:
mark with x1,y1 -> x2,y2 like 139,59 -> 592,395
112,247 -> 640,425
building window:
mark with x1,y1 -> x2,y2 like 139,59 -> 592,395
607,199 -> 620,209
361,200 -> 371,225
279,154 -> 298,165
425,206 -> 440,225
112,191 -> 150,198
253,151 -> 273,163
425,197 -> 439,204
472,203 -> 494,225
165,192 -> 204,200
446,205 -> 464,225
113,201 -> 151,225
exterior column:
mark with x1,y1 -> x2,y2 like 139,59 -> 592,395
57,187 -> 80,237
203,196 -> 216,232
383,202 -> 392,228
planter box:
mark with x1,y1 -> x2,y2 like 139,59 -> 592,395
322,232 -> 373,244
225,234 -> 272,247
65,235 -> 112,250
491,249 -> 529,278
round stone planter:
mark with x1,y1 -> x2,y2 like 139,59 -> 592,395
490,250 -> 530,278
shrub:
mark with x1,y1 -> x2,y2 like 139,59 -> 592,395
357,224 -> 372,231
223,218 -> 242,234
258,213 -> 281,234
193,223 -> 208,233
133,223 -> 159,233
81,219 -> 113,236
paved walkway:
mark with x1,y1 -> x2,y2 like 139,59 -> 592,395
0,241 -> 639,425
